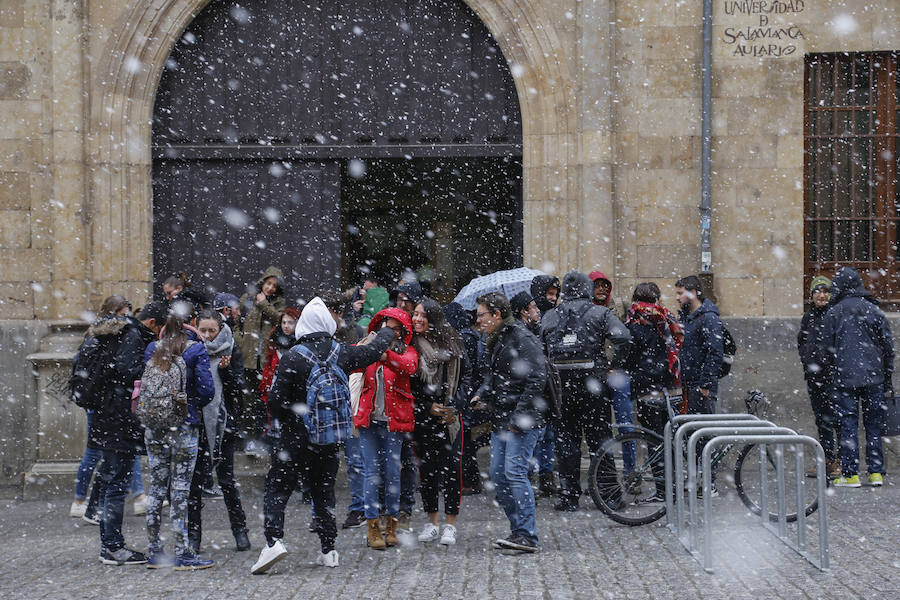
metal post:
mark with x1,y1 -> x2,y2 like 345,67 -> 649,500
700,0 -> 713,272
759,443 -> 768,526
775,443 -> 787,538
796,445 -> 806,552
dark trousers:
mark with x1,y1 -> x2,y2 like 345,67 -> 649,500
836,384 -> 886,476
555,369 -> 613,503
413,425 -> 462,515
636,394 -> 669,496
98,449 -> 135,552
263,439 -> 339,553
807,379 -> 839,463
399,434 -> 418,514
685,385 -> 717,482
188,428 -> 248,546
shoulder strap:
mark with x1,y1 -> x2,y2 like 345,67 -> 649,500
326,340 -> 341,364
293,343 -> 322,366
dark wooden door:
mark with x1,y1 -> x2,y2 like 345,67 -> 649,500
152,0 -> 522,301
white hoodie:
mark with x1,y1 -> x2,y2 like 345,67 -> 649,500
294,297 -> 337,339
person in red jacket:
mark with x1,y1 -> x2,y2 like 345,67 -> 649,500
259,308 -> 302,442
353,307 -> 418,551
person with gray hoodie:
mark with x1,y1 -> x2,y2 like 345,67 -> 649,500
540,271 -> 631,511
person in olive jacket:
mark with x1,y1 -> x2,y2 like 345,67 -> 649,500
797,275 -> 840,477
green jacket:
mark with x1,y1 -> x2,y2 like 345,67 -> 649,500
238,266 -> 287,370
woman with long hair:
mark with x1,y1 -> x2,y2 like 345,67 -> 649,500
142,313 -> 215,570
193,309 -> 250,552
258,307 -> 302,442
411,298 -> 469,546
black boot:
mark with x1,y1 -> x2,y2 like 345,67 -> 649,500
234,528 -> 251,552
539,473 -> 557,497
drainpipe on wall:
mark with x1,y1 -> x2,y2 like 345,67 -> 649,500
699,0 -> 715,300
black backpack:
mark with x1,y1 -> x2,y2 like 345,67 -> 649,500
543,359 -> 562,419
68,336 -> 119,410
718,327 -> 736,378
545,303 -> 596,363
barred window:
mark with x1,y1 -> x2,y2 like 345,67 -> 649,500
804,52 -> 899,302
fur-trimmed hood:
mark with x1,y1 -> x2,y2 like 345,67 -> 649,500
88,315 -> 130,338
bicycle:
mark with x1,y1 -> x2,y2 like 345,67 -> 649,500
587,389 -> 820,526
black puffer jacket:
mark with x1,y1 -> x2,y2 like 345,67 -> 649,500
87,316 -> 147,454
823,267 -> 894,391
540,271 -> 631,373
477,319 -> 547,432
267,327 -> 394,447
797,305 -> 831,382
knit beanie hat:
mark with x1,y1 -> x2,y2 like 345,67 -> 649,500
809,275 -> 831,297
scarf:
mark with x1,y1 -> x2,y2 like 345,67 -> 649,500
204,323 -> 234,359
626,302 -> 683,388
415,336 -> 461,404
486,316 -> 516,354
201,324 -> 232,460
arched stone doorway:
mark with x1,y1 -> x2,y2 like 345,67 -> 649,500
150,0 -> 523,300
87,0 -> 578,310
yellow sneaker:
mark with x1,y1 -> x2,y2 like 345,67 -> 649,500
868,473 -> 883,487
833,474 -> 861,488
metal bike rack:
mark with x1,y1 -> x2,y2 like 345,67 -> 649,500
664,413 -> 760,528
668,416 -> 774,535
685,426 -> 795,552
697,434 -> 829,572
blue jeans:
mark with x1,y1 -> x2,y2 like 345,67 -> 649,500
77,412 -> 144,500
609,374 -> 634,472
98,449 -> 135,551
530,424 -> 555,475
836,384 -> 886,476
343,435 -> 365,513
490,427 -> 544,545
359,421 -> 403,520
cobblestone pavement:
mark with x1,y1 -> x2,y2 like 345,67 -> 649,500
1,452 -> 898,600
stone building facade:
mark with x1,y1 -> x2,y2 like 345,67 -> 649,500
0,0 -> 898,494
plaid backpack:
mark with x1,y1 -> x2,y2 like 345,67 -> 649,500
293,341 -> 351,445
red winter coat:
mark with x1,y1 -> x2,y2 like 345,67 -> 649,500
353,307 -> 418,433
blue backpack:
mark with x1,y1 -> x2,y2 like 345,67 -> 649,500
292,341 -> 352,445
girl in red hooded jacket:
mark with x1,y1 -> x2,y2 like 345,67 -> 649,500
352,307 -> 418,551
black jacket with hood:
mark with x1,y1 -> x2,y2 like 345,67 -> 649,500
540,271 -> 631,373
823,267 -> 894,392
797,304 -> 832,382
530,275 -> 560,315
86,315 -> 147,454
268,318 -> 395,448
678,298 -> 724,393
390,280 -> 424,307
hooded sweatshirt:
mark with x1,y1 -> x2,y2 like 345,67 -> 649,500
540,271 -> 632,372
530,274 -> 560,315
238,265 -> 287,370
822,267 -> 894,391
588,270 -> 628,322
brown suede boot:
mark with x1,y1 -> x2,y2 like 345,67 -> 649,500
367,519 -> 386,550
384,517 -> 398,547
827,459 -> 842,478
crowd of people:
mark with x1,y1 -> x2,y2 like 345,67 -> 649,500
66,263 -> 892,571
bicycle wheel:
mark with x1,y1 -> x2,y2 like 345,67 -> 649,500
733,443 -> 819,523
587,431 -> 667,526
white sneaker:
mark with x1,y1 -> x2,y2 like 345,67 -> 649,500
133,496 -> 148,516
439,524 -> 457,546
315,550 -> 339,568
69,501 -> 87,518
250,539 -> 287,574
417,523 -> 440,542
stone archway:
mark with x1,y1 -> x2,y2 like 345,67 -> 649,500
87,0 -> 577,311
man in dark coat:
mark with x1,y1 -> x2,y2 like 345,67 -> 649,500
823,267 -> 894,487
472,292 -> 547,553
251,298 -> 395,574
675,275 -> 724,494
540,271 -> 631,511
797,275 -> 840,477
85,313 -> 149,565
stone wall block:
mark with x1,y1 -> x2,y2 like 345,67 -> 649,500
636,243 -> 700,279
0,169 -> 28,209
715,276 -> 764,317
0,0 -> 24,28
0,61 -> 29,100
0,139 -> 40,171
776,134 -> 803,169
712,135 -> 777,169
644,26 -> 700,62
712,64 -> 768,98
0,209 -> 30,247
0,99 -> 42,139
638,98 -> 701,137
0,282 -> 33,318
0,248 -> 49,280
